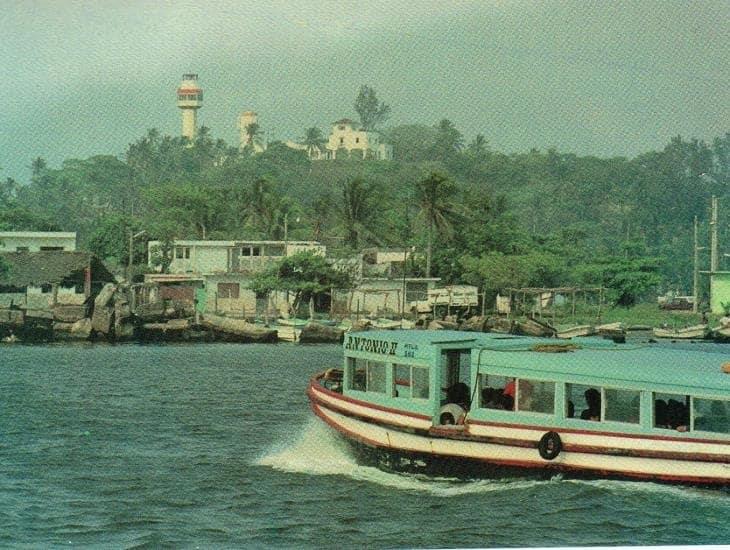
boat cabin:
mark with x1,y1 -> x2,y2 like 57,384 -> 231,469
339,331 -> 730,440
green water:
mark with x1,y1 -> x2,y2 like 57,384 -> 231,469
0,342 -> 727,547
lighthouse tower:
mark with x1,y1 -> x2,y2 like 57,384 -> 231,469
176,74 -> 203,140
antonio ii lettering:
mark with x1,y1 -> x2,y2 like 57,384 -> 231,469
344,336 -> 398,355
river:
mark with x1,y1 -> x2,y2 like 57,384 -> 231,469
0,341 -> 728,548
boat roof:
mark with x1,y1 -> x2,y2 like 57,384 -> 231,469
350,330 -> 730,394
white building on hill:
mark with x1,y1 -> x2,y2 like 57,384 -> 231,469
287,119 -> 393,161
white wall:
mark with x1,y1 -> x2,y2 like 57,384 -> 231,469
0,232 -> 76,251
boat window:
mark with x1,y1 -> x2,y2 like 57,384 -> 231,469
394,364 -> 411,398
440,350 -> 471,406
517,379 -> 555,414
394,364 -> 429,399
566,384 -> 602,421
366,361 -> 386,393
692,398 -> 729,434
348,358 -> 366,391
478,374 -> 515,410
604,388 -> 640,424
654,392 -> 690,432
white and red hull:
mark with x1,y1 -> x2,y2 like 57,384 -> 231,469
308,376 -> 730,487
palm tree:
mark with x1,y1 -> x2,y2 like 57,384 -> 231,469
302,127 -> 326,159
339,177 -> 378,250
246,178 -> 278,237
243,123 -> 264,154
415,171 -> 459,277
432,119 -> 464,160
468,134 -> 489,157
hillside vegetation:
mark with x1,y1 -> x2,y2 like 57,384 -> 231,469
2,120 -> 729,307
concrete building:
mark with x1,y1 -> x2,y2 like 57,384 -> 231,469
333,248 -> 439,316
238,111 -> 266,153
0,232 -> 76,252
177,74 -> 203,140
145,239 -> 326,317
324,119 -> 393,160
286,119 -> 393,161
0,251 -> 114,310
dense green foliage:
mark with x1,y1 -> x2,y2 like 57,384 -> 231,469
1,118 -> 728,306
248,250 -> 353,312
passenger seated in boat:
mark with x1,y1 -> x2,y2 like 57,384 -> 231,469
446,382 -> 471,410
481,387 -> 503,409
580,388 -> 601,421
667,399 -> 689,432
439,402 -> 467,426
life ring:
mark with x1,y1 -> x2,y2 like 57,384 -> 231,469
537,431 -> 562,460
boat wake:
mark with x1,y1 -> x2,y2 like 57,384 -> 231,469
258,419 -> 558,496
257,419 -> 727,500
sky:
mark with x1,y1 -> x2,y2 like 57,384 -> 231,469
2,0 -> 729,183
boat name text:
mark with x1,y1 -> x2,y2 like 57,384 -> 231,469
345,336 -> 398,355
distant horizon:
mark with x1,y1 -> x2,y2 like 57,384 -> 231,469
3,0 -> 729,183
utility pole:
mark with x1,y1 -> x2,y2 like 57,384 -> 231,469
710,195 -> 719,273
692,216 -> 708,313
128,230 -> 147,282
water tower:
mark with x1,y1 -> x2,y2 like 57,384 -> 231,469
176,74 -> 203,140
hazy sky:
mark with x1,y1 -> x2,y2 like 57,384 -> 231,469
2,0 -> 729,182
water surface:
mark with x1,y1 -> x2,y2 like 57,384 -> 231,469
0,342 -> 727,547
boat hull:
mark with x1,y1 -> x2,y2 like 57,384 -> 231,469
309,378 -> 730,487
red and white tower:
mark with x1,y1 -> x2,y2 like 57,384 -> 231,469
176,74 -> 203,140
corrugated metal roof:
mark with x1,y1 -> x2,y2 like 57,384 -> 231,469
0,251 -> 113,287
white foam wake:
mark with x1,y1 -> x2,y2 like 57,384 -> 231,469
256,418 -> 549,496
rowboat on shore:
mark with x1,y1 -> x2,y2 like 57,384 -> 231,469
556,325 -> 596,339
652,324 -> 709,340
309,330 -> 730,486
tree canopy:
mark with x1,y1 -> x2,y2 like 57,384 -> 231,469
2,118 -> 728,306
354,85 -> 391,131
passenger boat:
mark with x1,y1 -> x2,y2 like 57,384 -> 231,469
308,330 -> 730,486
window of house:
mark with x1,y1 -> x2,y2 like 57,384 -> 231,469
394,364 -> 429,399
241,246 -> 251,257
355,137 -> 360,143
251,246 -> 261,257
517,379 -> 555,414
40,246 -> 63,251
40,284 -> 52,294
654,392 -> 690,431
478,374 -> 514,410
15,246 -> 29,251
348,358 -> 366,391
175,246 -> 190,259
217,282 -> 240,299
566,383 -> 602,421
693,398 -> 729,434
604,388 -> 640,424
339,137 -> 344,145
367,361 -> 386,393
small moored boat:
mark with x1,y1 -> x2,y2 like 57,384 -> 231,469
652,324 -> 709,340
556,325 -> 596,339
308,330 -> 730,486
